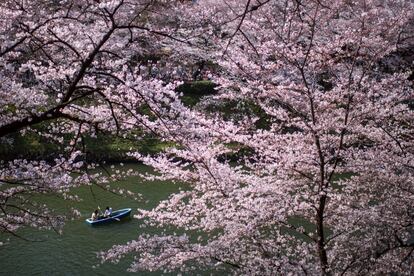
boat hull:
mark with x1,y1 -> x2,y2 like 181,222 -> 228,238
85,208 -> 131,225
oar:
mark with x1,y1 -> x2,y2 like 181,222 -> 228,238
109,209 -> 120,221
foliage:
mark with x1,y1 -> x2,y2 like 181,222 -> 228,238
176,80 -> 218,106
0,131 -> 170,162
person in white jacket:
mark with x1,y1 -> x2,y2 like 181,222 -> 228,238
104,207 -> 112,217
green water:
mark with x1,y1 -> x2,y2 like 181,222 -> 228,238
0,164 -> 183,276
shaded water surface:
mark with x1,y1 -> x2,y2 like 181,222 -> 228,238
0,164 -> 182,275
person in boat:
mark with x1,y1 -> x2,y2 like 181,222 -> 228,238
91,209 -> 100,221
104,207 -> 112,218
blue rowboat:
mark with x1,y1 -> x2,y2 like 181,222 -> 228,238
85,208 -> 132,225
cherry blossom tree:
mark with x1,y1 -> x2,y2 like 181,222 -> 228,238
101,0 -> 414,274
2,0 -> 414,274
0,0 -> 196,238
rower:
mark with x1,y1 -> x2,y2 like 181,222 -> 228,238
104,206 -> 112,217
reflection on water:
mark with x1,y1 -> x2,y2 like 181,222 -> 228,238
0,164 -> 182,276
